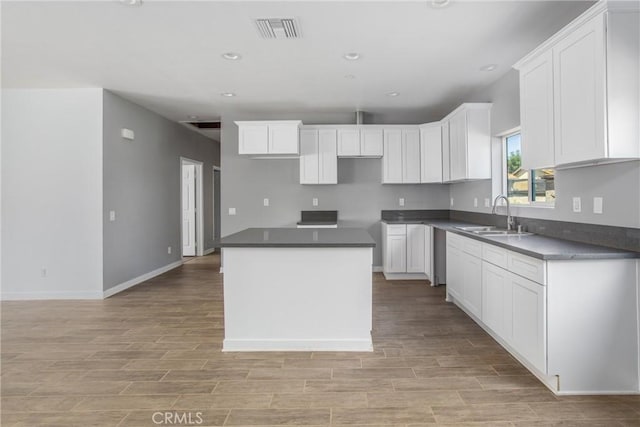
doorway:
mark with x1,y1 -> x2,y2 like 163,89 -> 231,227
180,157 -> 204,257
213,166 -> 221,250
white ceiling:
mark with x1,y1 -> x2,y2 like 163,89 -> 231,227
2,1 -> 594,140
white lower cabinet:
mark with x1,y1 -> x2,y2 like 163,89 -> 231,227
383,223 -> 433,281
447,231 -> 639,394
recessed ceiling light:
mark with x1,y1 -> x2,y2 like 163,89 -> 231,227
220,92 -> 236,97
118,0 -> 143,6
344,74 -> 356,79
222,52 -> 242,61
480,64 -> 498,71
431,0 -> 450,8
188,115 -> 199,120
386,92 -> 400,97
343,52 -> 360,61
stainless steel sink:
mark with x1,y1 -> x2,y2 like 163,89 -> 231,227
455,226 -> 496,232
473,229 -> 533,236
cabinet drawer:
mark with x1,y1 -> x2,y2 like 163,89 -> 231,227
462,237 -> 482,258
508,252 -> 546,285
447,231 -> 463,249
482,243 -> 508,269
386,224 -> 407,236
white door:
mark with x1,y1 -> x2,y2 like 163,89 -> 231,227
553,15 -> 606,164
268,124 -> 299,154
449,112 -> 467,181
360,128 -> 383,156
520,50 -> 555,169
386,234 -> 407,273
299,129 -> 319,184
446,243 -> 463,300
182,164 -> 196,256
462,253 -> 482,318
424,225 -> 433,282
441,120 -> 451,182
420,124 -> 443,183
510,273 -> 546,373
337,128 -> 360,156
402,128 -> 421,183
406,224 -> 425,273
238,124 -> 268,154
318,129 -> 338,184
482,261 -> 511,341
383,129 -> 403,183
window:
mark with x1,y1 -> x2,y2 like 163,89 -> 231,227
504,131 -> 555,205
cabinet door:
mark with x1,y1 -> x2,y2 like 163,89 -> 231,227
553,15 -> 606,165
449,112 -> 467,181
446,243 -> 463,300
424,225 -> 433,281
361,128 -> 383,156
520,50 -> 555,169
299,129 -> 319,184
402,128 -> 421,183
238,124 -> 269,154
441,120 -> 451,182
386,234 -> 407,273
482,261 -> 512,342
318,129 -> 337,184
462,253 -> 482,318
420,124 -> 443,183
510,273 -> 546,373
406,224 -> 425,273
268,124 -> 299,154
337,128 -> 360,156
383,129 -> 403,183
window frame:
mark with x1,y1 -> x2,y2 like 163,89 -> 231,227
500,128 -> 555,208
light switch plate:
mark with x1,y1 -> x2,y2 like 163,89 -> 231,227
312,198 -> 318,207
484,198 -> 490,208
399,198 -> 405,207
572,197 -> 581,213
473,198 -> 478,208
263,198 -> 269,207
450,198 -> 454,207
593,197 -> 603,214
167,246 -> 172,254
228,207 -> 236,215
109,210 -> 116,222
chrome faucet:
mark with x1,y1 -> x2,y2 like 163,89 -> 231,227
492,195 -> 514,231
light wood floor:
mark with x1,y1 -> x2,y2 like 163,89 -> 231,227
1,253 -> 638,426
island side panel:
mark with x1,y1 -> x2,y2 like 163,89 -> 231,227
222,247 -> 373,351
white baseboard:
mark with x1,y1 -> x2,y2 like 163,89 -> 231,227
222,338 -> 373,352
103,260 -> 183,299
372,266 -> 383,272
204,247 -> 216,255
1,290 -> 103,301
383,272 -> 429,281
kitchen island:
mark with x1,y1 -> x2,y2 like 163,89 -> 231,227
218,228 -> 376,351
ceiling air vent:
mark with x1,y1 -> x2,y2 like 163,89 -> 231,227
182,121 -> 221,130
255,18 -> 300,39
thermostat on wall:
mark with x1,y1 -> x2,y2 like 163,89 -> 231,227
121,128 -> 135,140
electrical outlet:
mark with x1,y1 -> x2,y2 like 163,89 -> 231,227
109,210 -> 116,222
312,198 -> 318,206
593,197 -> 603,214
263,198 -> 269,207
484,198 -> 490,208
572,197 -> 581,213
399,198 -> 405,207
450,198 -> 454,207
228,207 -> 236,215
473,198 -> 478,208
167,246 -> 172,254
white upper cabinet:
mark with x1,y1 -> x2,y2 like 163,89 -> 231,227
419,122 -> 443,183
299,128 -> 337,185
337,126 -> 383,157
441,120 -> 451,183
442,103 -> 492,182
236,121 -> 302,156
519,50 -> 555,169
514,3 -> 639,167
382,127 -> 421,184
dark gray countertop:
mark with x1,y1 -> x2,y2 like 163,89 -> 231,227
381,219 -> 639,260
217,228 -> 376,248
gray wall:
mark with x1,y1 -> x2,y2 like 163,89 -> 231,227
103,91 -> 220,291
450,70 -> 640,229
220,112 -> 450,266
